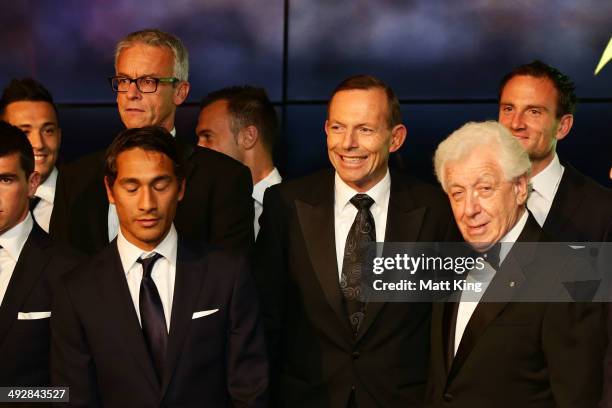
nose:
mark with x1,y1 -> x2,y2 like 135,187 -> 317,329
138,186 -> 157,212
464,189 -> 481,218
28,130 -> 43,150
510,111 -> 525,131
126,81 -> 142,100
341,128 -> 359,150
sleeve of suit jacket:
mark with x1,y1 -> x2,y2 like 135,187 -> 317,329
221,252 -> 269,407
543,302 -> 606,407
50,277 -> 100,408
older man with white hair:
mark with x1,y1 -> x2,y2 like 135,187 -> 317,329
426,120 -> 605,407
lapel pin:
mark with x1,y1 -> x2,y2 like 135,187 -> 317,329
509,281 -> 515,287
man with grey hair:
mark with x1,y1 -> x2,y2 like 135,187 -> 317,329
59,28 -> 254,254
426,120 -> 605,407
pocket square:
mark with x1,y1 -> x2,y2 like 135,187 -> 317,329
192,309 -> 219,319
18,311 -> 51,320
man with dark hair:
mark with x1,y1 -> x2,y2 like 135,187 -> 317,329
254,75 -> 456,407
51,126 -> 268,407
59,28 -> 254,255
0,121 -> 81,387
0,78 -> 65,235
197,85 -> 281,237
498,60 -> 612,241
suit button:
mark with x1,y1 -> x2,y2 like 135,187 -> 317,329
443,392 -> 453,402
351,351 -> 360,359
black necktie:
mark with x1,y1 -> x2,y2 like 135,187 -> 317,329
483,243 -> 501,270
341,194 -> 376,336
137,253 -> 166,384
29,196 -> 41,213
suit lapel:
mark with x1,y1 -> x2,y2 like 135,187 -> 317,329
296,173 -> 355,339
0,225 -> 51,348
96,243 -> 159,390
356,174 -> 426,341
446,215 -> 541,384
161,244 -> 205,395
543,164 -> 584,239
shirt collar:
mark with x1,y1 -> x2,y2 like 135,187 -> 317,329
170,127 -> 177,138
498,209 -> 529,262
117,224 -> 178,276
0,212 -> 34,262
530,154 -> 564,202
35,167 -> 58,204
334,169 -> 391,212
252,167 -> 282,205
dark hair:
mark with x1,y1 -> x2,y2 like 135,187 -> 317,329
328,74 -> 402,128
0,78 -> 58,118
0,121 -> 34,178
200,85 -> 278,153
498,60 -> 577,117
104,126 -> 185,186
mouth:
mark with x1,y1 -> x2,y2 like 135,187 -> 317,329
125,108 -> 145,113
136,218 -> 160,228
338,153 -> 368,166
34,154 -> 48,163
466,222 -> 488,236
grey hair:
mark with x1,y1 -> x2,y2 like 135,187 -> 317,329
434,120 -> 531,192
114,28 -> 189,82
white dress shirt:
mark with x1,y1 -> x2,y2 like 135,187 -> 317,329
527,154 -> 564,227
454,210 -> 529,355
334,170 -> 390,280
33,167 -> 58,233
109,128 -> 177,241
0,213 -> 34,307
116,225 -> 178,332
253,167 -> 282,238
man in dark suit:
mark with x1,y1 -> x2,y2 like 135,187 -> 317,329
0,121 -> 81,387
0,78 -> 68,237
59,28 -> 253,254
254,75 -> 456,407
427,120 -> 605,407
51,126 -> 268,407
498,60 -> 612,242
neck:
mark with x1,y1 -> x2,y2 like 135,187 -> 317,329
530,153 -> 554,177
243,151 -> 275,185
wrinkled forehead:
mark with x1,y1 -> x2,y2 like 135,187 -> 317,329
115,43 -> 175,76
445,153 -> 504,188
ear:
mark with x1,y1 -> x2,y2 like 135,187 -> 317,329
238,125 -> 258,150
27,171 -> 41,198
513,174 -> 529,206
173,81 -> 190,106
554,113 -> 573,141
177,178 -> 186,202
388,124 -> 407,153
104,176 -> 116,205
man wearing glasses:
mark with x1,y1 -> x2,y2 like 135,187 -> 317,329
59,29 -> 254,255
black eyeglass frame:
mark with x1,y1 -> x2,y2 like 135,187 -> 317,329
108,76 -> 180,93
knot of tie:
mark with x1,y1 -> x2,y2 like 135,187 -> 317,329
137,253 -> 163,278
350,194 -> 374,210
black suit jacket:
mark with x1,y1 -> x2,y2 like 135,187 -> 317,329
427,215 -> 606,407
57,139 -> 254,254
254,169 -> 457,407
51,240 -> 268,407
543,162 -> 612,242
0,223 -> 82,387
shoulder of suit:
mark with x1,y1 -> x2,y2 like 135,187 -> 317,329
58,149 -> 106,189
389,170 -> 449,206
268,168 -> 334,198
561,161 -> 612,200
191,145 -> 249,171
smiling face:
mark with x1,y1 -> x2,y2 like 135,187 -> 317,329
3,101 -> 61,183
498,75 -> 573,175
105,147 -> 185,251
115,43 -> 189,131
325,88 -> 406,192
444,145 -> 528,252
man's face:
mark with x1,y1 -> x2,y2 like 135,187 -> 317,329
196,100 -> 243,161
444,146 -> 528,252
0,153 -> 40,235
498,75 -> 572,170
325,88 -> 406,192
3,101 -> 61,183
105,148 -> 185,251
115,43 -> 189,131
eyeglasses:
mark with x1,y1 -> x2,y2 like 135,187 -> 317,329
108,76 -> 179,93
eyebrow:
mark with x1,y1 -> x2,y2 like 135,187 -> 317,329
0,172 -> 18,178
118,175 -> 172,185
115,72 -> 161,78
